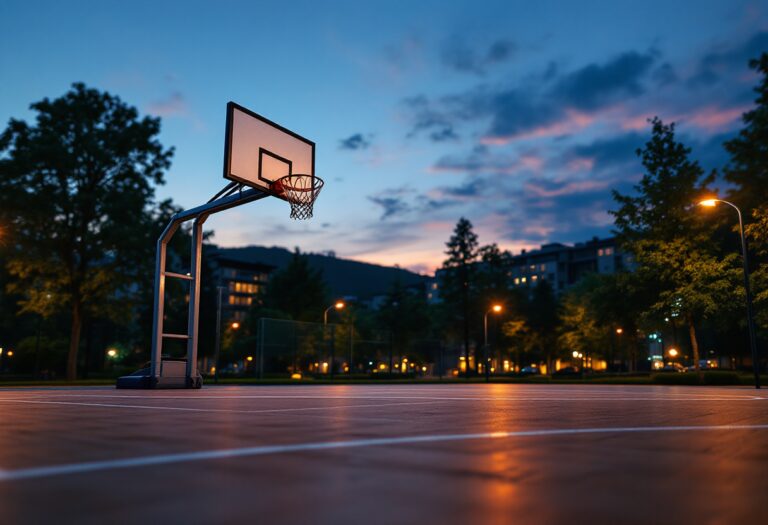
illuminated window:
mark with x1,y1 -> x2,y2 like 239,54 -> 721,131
597,248 -> 604,256
540,264 -> 546,271
514,278 -> 520,285
521,277 -> 527,283
605,247 -> 614,255
532,275 -> 538,281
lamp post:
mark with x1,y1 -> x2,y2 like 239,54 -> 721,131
323,301 -> 345,379
484,304 -> 503,382
699,198 -> 760,389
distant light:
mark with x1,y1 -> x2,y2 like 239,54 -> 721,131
368,361 -> 374,366
421,366 -> 427,372
492,304 -> 502,313
335,301 -> 345,310
699,199 -> 718,207
572,351 -> 579,358
669,348 -> 679,357
246,356 -> 253,362
7,350 -> 13,357
615,328 -> 623,334
291,373 -> 302,380
106,349 -> 118,358
231,322 -> 240,329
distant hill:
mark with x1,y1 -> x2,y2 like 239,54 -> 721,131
214,245 -> 429,299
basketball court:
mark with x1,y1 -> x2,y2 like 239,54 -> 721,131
1,384 -> 767,524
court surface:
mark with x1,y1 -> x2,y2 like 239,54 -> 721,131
1,384 -> 767,524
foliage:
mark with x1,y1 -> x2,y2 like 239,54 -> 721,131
440,217 -> 479,373
612,117 -> 737,373
261,248 -> 329,322
724,53 -> 768,214
0,83 -> 174,379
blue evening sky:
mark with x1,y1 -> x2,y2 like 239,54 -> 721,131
1,1 -> 766,273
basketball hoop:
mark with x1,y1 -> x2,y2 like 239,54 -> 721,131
271,174 -> 324,220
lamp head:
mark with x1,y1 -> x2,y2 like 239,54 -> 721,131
699,199 -> 718,207
492,304 -> 503,313
335,301 -> 345,310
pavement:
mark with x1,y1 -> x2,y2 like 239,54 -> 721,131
0,384 -> 766,524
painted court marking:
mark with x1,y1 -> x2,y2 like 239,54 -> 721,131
0,398 -> 445,415
1,424 -> 766,482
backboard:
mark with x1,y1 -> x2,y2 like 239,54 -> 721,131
223,102 -> 315,193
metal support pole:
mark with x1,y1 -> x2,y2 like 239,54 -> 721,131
150,220 -> 181,379
186,216 -> 206,386
484,312 -> 490,383
214,285 -> 223,383
259,317 -> 265,380
734,207 -> 761,389
702,200 -> 761,389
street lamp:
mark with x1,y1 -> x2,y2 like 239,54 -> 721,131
668,348 -> 679,358
324,301 -> 345,379
484,304 -> 503,382
698,198 -> 760,389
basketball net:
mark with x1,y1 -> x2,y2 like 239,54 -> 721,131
271,174 -> 324,220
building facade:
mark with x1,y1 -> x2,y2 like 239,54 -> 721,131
428,236 -> 634,303
209,254 -> 274,322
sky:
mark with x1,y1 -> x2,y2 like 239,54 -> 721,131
1,1 -> 767,274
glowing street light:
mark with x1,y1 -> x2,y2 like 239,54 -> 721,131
615,327 -> 623,335
698,198 -> 760,389
668,348 -> 679,358
231,321 -> 240,330
323,301 -> 345,325
107,349 -> 118,358
484,304 -> 503,382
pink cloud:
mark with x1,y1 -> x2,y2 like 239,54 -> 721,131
524,179 -> 609,198
481,109 -> 595,144
685,106 -> 747,132
147,92 -> 186,117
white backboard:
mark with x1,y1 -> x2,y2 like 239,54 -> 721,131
223,102 -> 315,192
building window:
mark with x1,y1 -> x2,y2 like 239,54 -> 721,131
514,278 -> 520,285
540,264 -> 546,271
597,248 -> 604,256
521,277 -> 527,283
605,247 -> 614,256
532,275 -> 538,281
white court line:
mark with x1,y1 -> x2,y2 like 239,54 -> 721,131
1,394 -> 763,402
1,424 -> 766,482
0,398 -> 444,415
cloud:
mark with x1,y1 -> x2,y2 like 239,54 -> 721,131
441,37 -> 516,75
552,51 -> 657,110
402,95 -> 460,141
688,31 -> 768,88
339,133 -> 372,150
404,49 -> 659,143
147,91 -> 186,117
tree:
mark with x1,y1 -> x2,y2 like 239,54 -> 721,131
0,83 -> 173,379
724,53 -> 768,215
376,280 -> 431,372
612,117 -> 737,374
526,280 -> 559,373
261,248 -> 328,322
440,217 -> 479,377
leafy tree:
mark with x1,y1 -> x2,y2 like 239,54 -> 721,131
261,248 -> 329,322
526,280 -> 559,373
376,280 -> 431,371
724,53 -> 768,215
440,217 -> 479,376
0,83 -> 173,379
612,117 -> 737,374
